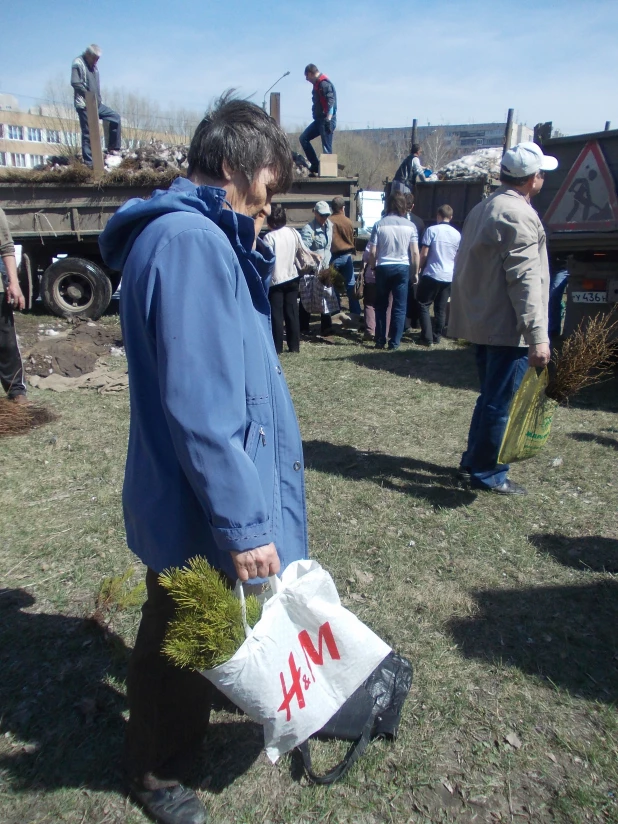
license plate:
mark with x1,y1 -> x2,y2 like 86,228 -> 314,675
571,291 -> 608,304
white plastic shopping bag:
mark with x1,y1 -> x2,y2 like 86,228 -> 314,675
202,559 -> 391,762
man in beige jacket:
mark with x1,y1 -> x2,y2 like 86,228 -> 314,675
449,142 -> 558,494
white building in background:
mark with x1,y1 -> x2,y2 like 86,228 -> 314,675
0,94 -> 79,169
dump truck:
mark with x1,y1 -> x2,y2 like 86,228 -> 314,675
407,129 -> 618,334
533,127 -> 618,334
0,174 -> 359,319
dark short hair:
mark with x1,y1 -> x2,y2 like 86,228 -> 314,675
437,204 -> 453,220
499,167 -> 535,186
188,91 -> 293,193
412,143 -> 421,154
387,191 -> 407,217
267,203 -> 287,230
331,196 -> 345,213
304,63 -> 319,75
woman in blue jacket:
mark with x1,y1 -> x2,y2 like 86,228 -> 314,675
99,94 -> 308,824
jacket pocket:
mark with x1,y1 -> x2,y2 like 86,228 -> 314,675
244,421 -> 267,463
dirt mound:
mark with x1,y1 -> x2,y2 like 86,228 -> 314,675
24,323 -> 123,379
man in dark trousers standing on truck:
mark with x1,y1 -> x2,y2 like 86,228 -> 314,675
449,142 -> 557,495
299,64 -> 337,176
71,44 -> 122,167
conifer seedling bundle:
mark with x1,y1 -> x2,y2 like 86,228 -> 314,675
159,557 -> 262,670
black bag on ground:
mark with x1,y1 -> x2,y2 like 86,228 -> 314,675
297,651 -> 413,785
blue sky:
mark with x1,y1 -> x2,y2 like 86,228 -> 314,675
3,0 -> 617,135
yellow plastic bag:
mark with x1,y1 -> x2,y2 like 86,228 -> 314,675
498,367 -> 558,464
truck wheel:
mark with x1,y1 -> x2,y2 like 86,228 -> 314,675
41,257 -> 112,320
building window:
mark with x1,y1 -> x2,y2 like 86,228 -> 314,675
11,153 -> 27,167
7,125 -> 24,140
47,129 -> 61,144
476,138 -> 484,145
27,127 -> 43,142
0,152 -> 6,166
30,155 -> 45,167
0,124 -> 3,139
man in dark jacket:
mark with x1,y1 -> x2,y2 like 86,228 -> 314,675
392,144 -> 424,195
71,44 -> 121,167
99,94 -> 308,824
299,63 -> 337,175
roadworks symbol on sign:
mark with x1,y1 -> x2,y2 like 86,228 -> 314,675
544,141 -> 618,232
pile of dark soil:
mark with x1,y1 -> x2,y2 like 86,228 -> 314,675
24,323 -> 123,379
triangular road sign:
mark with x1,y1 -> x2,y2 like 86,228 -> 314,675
544,141 -> 618,231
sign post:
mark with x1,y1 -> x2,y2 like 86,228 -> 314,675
85,91 -> 104,177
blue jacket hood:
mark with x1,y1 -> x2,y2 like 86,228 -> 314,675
99,176 -> 273,274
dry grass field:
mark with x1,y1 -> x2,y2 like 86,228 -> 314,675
1,313 -> 617,823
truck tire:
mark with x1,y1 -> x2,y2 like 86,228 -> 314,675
41,257 -> 112,320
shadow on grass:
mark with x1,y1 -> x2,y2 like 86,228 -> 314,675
0,589 -> 262,795
564,375 -> 618,413
568,431 -> 618,451
0,588 -> 129,793
303,439 -> 476,508
329,344 -> 479,391
529,533 -> 618,573
448,581 -> 618,703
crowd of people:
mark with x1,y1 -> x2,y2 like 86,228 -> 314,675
261,188 -> 460,355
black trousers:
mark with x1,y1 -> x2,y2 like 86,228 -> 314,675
406,279 -> 421,328
0,296 -> 26,398
269,278 -> 300,354
416,275 -> 451,343
124,568 -> 214,789
299,303 -> 333,335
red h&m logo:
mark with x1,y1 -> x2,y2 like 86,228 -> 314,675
277,622 -> 341,721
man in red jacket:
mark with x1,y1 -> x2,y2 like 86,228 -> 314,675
300,64 -> 337,175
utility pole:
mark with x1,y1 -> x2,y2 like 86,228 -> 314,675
410,118 -> 418,153
503,108 -> 514,156
269,93 -> 281,126
85,90 -> 104,176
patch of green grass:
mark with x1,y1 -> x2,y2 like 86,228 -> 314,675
1,316 -> 617,822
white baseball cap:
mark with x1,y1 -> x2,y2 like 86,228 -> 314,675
501,142 -> 558,177
314,200 -> 332,215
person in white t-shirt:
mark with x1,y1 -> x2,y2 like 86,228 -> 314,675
415,204 -> 461,346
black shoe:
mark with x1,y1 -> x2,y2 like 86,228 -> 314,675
457,466 -> 471,483
414,338 -> 432,347
375,343 -> 385,350
485,479 -> 527,495
129,783 -> 208,824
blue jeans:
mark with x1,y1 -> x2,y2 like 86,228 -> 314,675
77,104 -> 121,165
375,264 -> 410,349
548,269 -> 568,336
331,253 -> 361,315
462,345 -> 528,489
299,117 -> 336,171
